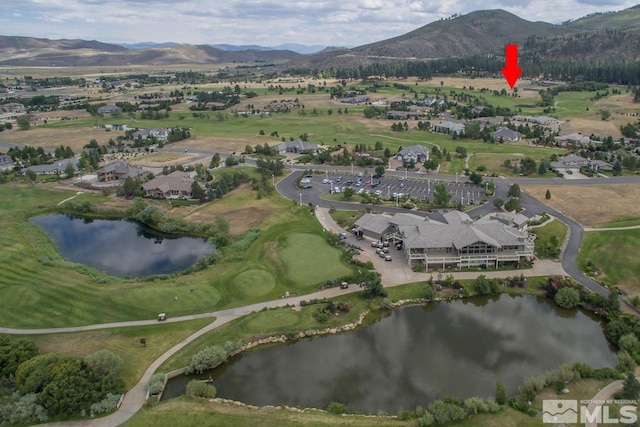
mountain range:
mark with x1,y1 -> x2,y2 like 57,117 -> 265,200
0,6 -> 638,68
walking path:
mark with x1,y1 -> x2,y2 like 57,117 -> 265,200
584,225 -> 640,232
583,376 -> 640,427
56,191 -> 83,206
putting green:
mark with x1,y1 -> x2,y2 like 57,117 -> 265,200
279,233 -> 351,286
233,269 -> 276,297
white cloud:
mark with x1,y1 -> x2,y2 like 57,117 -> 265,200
0,0 -> 637,47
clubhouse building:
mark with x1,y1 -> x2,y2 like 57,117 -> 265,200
354,211 -> 534,270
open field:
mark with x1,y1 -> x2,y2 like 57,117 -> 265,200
523,184 -> 640,227
578,229 -> 640,295
127,152 -> 192,167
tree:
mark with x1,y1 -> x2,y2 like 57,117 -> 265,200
493,198 -> 505,209
17,118 -> 31,130
465,121 -> 481,139
504,197 -> 521,212
495,380 -> 507,405
612,160 -> 623,176
191,182 -> 206,202
554,287 -> 580,309
600,110 -> 611,121
620,373 -> 640,400
64,162 -> 75,178
508,183 -> 521,198
83,350 -> 123,377
0,337 -> 39,378
354,269 -> 386,298
468,171 -> 483,185
375,165 -> 385,177
210,152 -> 221,168
538,160 -> 548,175
433,183 -> 451,207
423,158 -> 439,172
545,189 -> 551,200
342,187 -> 355,200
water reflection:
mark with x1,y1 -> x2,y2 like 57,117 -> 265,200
164,295 -> 615,413
31,214 -> 214,277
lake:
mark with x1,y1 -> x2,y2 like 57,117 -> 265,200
163,294 -> 616,413
31,214 -> 214,277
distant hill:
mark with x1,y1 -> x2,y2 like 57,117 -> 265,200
1,5 -> 640,68
0,36 -> 303,66
566,5 -> 640,32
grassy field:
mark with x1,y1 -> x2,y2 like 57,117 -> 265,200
523,184 -> 640,227
22,319 -> 212,389
0,184 -> 353,328
578,229 -> 640,295
124,397 -> 412,427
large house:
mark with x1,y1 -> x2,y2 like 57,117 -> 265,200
432,121 -> 466,136
97,105 -> 121,115
395,145 -> 430,164
132,127 -> 170,142
550,154 -> 611,174
276,139 -> 318,155
21,158 -> 79,176
355,211 -> 534,270
0,154 -> 14,171
96,160 -> 149,182
141,171 -> 195,199
491,127 -> 522,142
554,133 -> 594,148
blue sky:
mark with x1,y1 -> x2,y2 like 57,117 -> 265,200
0,0 -> 637,47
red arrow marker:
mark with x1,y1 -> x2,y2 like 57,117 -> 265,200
501,44 -> 522,89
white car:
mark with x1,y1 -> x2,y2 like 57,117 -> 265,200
374,190 -> 383,196
399,176 -> 406,181
322,178 -> 329,184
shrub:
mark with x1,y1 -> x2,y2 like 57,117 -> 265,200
327,401 -> 348,414
555,287 -> 580,309
146,373 -> 164,395
90,393 -> 121,416
417,412 -> 435,426
186,380 -> 217,398
427,399 -> 466,424
185,340 -> 242,374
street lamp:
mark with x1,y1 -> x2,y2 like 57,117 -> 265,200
351,163 -> 354,174
299,193 -> 302,206
272,173 -> 274,187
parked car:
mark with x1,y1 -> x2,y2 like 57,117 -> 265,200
157,313 -> 167,321
420,195 -> 428,202
336,176 -> 343,182
322,178 -> 329,184
374,190 -> 383,196
303,184 -> 312,189
385,255 -> 392,261
399,176 -> 406,181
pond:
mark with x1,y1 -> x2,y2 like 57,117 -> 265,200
31,214 -> 214,277
163,294 -> 616,413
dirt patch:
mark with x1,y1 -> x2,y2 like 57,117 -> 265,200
1,126 -> 121,151
523,184 -> 640,227
182,187 -> 281,234
169,135 -> 250,155
127,152 -> 192,167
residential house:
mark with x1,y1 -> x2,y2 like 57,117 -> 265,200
550,154 -> 611,174
97,105 -> 121,114
0,154 -> 14,171
96,160 -> 149,182
395,145 -> 430,164
21,158 -> 79,176
354,211 -> 534,269
133,127 -> 170,142
276,139 -> 318,155
387,111 -> 423,120
512,115 -> 558,126
141,171 -> 195,199
340,96 -> 370,104
432,121 -> 466,136
0,102 -> 25,113
554,133 -> 593,148
491,127 -> 523,142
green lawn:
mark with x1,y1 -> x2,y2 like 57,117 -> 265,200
0,184 -> 354,328
279,233 -> 352,286
578,229 -> 640,293
531,219 -> 568,259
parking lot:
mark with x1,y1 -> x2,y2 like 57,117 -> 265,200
309,172 -> 486,205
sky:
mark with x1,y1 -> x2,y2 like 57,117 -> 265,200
0,0 -> 638,49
